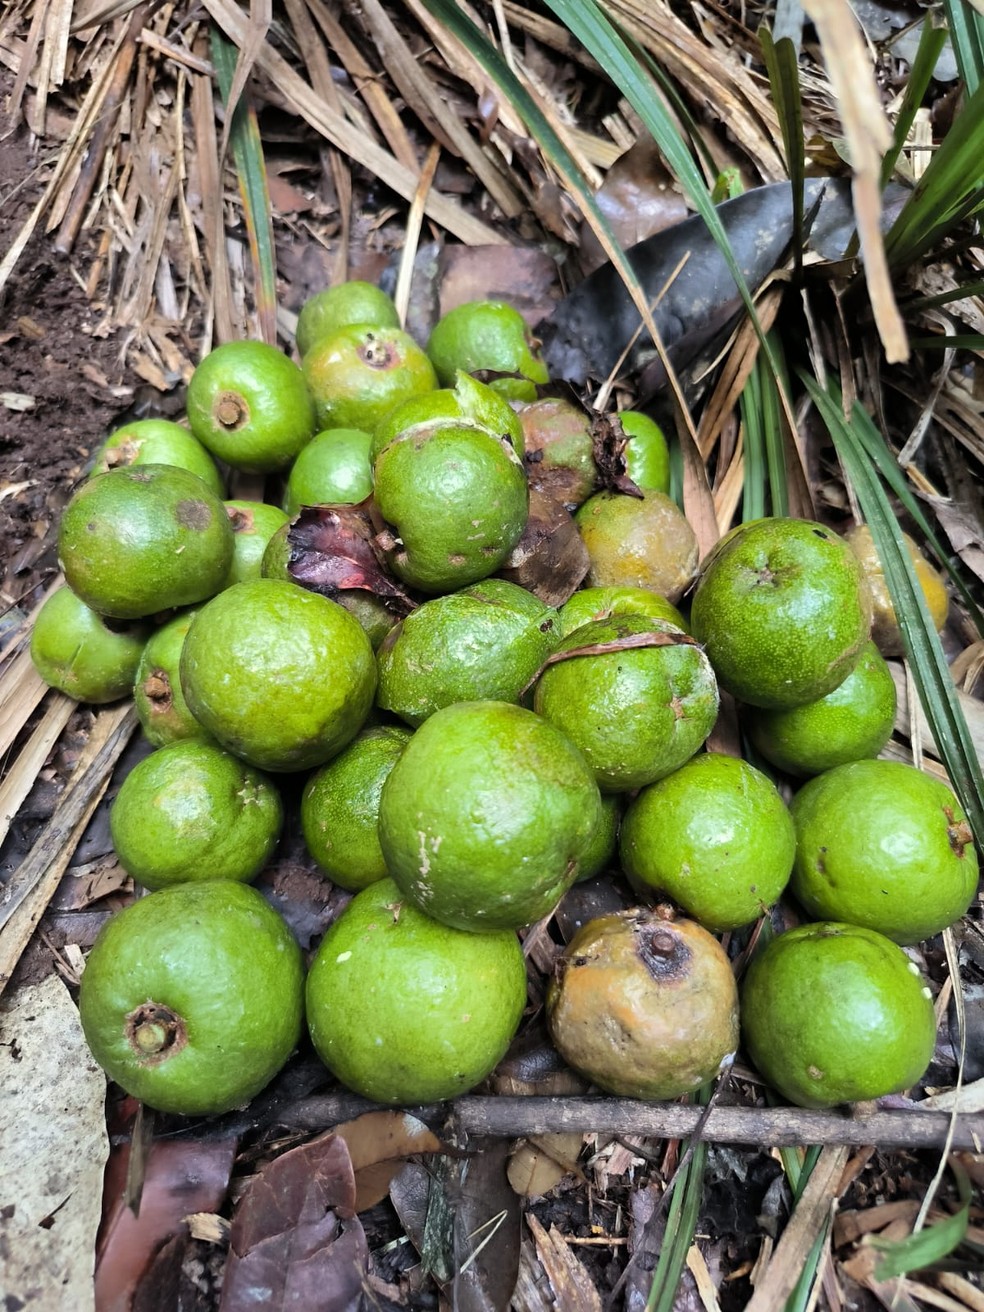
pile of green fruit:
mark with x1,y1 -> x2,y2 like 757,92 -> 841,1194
31,280 -> 978,1119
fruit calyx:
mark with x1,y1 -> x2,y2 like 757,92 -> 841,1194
143,669 -> 173,711
214,391 -> 250,431
125,1001 -> 188,1064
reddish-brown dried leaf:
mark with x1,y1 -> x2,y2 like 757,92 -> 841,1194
497,489 -> 589,607
333,1110 -> 443,1212
96,1135 -> 238,1312
220,1133 -> 368,1312
287,504 -> 417,615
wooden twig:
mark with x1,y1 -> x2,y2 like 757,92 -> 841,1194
0,703 -> 137,998
280,1094 -> 984,1151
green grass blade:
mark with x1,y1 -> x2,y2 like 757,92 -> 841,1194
785,1221 -> 829,1312
740,366 -> 766,523
762,334 -> 788,516
909,333 -> 984,348
872,1161 -> 971,1279
906,280 -> 984,309
942,0 -> 984,96
802,372 -> 984,842
885,78 -> 984,267
645,1089 -> 710,1312
847,401 -> 984,635
880,18 -> 949,187
211,25 -> 278,344
759,30 -> 805,271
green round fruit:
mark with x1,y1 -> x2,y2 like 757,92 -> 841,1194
78,880 -> 304,1115
533,615 -> 719,792
546,908 -> 739,1099
186,340 -> 316,473
58,465 -> 234,619
110,741 -> 282,890
92,418 -> 224,496
283,429 -> 373,515
373,423 -> 528,594
690,517 -> 872,709
376,578 -> 557,727
296,281 -> 400,358
575,490 -> 698,602
133,610 -> 214,748
558,585 -> 687,637
378,700 -> 604,931
740,921 -> 937,1107
30,586 -> 147,704
577,793 -> 620,882
302,324 -> 436,432
301,725 -> 412,891
306,878 -> 527,1103
224,501 -> 290,586
789,759 -> 979,944
619,411 -> 671,494
180,579 -> 377,772
620,753 -> 795,931
744,640 -> 897,777
426,299 -> 549,402
370,371 -> 525,465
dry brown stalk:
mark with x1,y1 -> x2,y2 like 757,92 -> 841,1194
0,692 -> 75,851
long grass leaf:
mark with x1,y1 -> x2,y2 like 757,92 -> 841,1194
847,400 -> 984,635
942,0 -> 984,96
803,373 -> 984,842
785,1221 -> 829,1312
880,18 -> 949,187
906,280 -> 984,309
740,367 -> 766,523
909,334 -> 984,348
759,30 -> 805,271
885,79 -> 984,267
211,26 -> 278,343
871,1161 -> 971,1279
645,1089 -> 710,1312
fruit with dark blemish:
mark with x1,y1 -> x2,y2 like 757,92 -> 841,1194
78,880 -> 303,1115
517,397 -> 597,508
186,340 -> 316,473
545,906 -> 739,1099
133,609 -> 215,747
223,500 -> 290,586
789,758 -> 980,944
302,323 -> 436,432
58,464 -> 233,618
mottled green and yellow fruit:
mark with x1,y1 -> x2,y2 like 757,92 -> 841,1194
575,490 -> 698,602
845,524 -> 949,658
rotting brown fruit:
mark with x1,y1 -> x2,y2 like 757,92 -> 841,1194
546,906 -> 739,1099
518,397 -> 598,509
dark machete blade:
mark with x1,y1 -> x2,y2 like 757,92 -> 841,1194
535,177 -> 907,394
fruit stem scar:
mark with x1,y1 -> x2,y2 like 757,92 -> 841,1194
125,1002 -> 187,1064
637,924 -> 691,980
944,808 -> 973,856
214,391 -> 250,431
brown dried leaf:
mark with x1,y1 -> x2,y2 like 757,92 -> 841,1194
453,1137 -> 523,1312
333,1110 -> 443,1212
287,503 -> 417,614
497,489 -> 589,607
437,244 -> 560,325
591,411 -> 645,498
220,1133 -> 368,1312
579,137 -> 689,277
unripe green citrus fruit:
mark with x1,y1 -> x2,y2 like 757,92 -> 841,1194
740,921 -> 937,1107
370,371 -> 524,465
533,615 -> 719,792
133,609 -> 214,748
378,700 -> 604,931
301,725 -> 412,891
110,740 -> 282,890
58,465 -> 233,619
282,429 -> 373,515
295,281 -> 400,358
620,753 -> 795,931
30,586 -> 147,704
78,880 -> 303,1115
180,579 -> 377,772
92,418 -> 224,496
426,299 -> 549,402
306,877 -> 526,1103
618,411 -> 671,494
789,759 -> 979,944
186,340 -> 316,473
224,500 -> 290,587
302,324 -> 436,431
577,793 -> 621,882
690,517 -> 872,709
376,578 -> 557,727
558,585 -> 686,637
744,640 -> 897,777
546,907 -> 739,1099
575,490 -> 698,602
